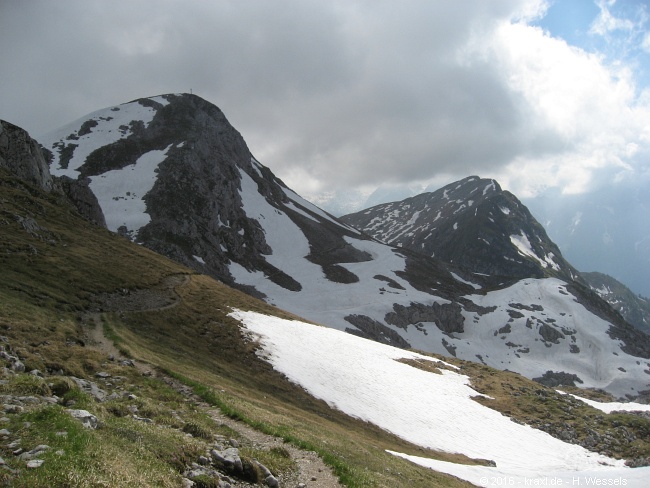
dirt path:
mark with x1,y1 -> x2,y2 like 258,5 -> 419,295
83,274 -> 342,488
207,407 -> 342,488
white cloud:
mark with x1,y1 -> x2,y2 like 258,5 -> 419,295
590,0 -> 636,35
483,18 -> 650,196
643,32 -> 650,53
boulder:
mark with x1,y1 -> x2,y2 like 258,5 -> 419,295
66,409 -> 98,429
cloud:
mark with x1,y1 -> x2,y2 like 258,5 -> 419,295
486,19 -> 650,197
0,0 -> 648,201
590,0 -> 636,35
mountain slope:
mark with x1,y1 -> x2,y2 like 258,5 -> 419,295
38,95 -> 650,399
340,176 -> 580,283
2,116 -> 650,485
0,167 -> 479,487
583,271 -> 650,335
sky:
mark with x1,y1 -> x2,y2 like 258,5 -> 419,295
1,0 -> 649,203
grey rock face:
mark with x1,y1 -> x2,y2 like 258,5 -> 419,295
385,301 -> 465,335
0,119 -> 106,227
344,314 -> 412,348
0,120 -> 53,191
66,409 -> 98,429
56,176 -> 106,227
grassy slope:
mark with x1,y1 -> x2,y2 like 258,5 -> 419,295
0,170 -> 473,486
2,170 -> 648,486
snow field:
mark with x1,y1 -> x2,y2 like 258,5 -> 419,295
88,145 -> 172,236
230,310 -> 648,486
42,101 -> 159,178
231,169 -> 447,327
233,168 -> 648,397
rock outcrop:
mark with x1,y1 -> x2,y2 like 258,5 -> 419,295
0,119 -> 106,227
0,120 -> 53,191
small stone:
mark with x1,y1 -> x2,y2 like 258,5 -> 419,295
228,438 -> 239,448
0,428 -> 10,436
256,461 -> 272,477
133,415 -> 153,423
311,476 -> 317,481
95,372 -> 111,379
66,409 -> 98,429
11,359 -> 25,373
265,474 -> 279,487
26,459 -> 44,468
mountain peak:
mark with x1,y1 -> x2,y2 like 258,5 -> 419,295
341,176 -> 578,283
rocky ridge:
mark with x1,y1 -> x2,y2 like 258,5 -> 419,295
0,119 -> 106,227
340,176 -> 579,283
582,271 -> 650,335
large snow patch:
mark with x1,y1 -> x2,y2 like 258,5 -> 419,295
230,310 -> 648,486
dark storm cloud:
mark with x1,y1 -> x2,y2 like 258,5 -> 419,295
0,0 -> 645,197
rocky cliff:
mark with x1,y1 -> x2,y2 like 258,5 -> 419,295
0,119 -> 106,227
0,120 -> 53,191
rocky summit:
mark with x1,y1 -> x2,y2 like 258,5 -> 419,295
340,176 -> 580,283
33,93 -> 650,399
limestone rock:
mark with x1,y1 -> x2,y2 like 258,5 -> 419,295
0,120 -> 53,191
66,409 -> 98,429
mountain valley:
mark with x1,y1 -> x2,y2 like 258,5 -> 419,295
1,94 -> 650,486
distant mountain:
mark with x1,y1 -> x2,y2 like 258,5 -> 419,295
340,176 -> 581,283
36,94 -> 650,398
583,272 -> 650,335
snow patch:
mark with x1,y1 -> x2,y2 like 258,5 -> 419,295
43,101 -> 159,178
451,272 -> 481,290
88,144 -> 172,238
230,310 -> 642,486
558,392 -> 650,414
